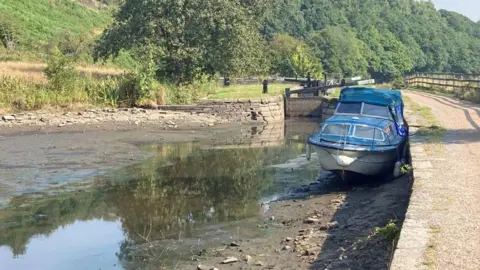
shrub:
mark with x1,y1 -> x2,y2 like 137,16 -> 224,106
0,14 -> 23,50
44,48 -> 78,92
391,76 -> 405,89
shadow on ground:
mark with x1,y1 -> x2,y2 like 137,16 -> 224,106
311,172 -> 413,270
413,91 -> 480,131
278,167 -> 414,270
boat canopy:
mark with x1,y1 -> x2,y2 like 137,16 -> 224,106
339,87 -> 403,107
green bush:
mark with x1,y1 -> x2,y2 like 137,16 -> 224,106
391,76 -> 406,89
0,14 -> 23,50
44,48 -> 78,92
458,85 -> 480,103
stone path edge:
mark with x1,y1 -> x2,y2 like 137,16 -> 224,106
389,102 -> 434,270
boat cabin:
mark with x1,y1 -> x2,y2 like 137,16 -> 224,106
313,87 -> 408,148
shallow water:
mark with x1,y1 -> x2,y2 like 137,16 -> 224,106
0,119 -> 321,270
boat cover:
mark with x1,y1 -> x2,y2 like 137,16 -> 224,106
339,87 -> 403,107
338,87 -> 407,136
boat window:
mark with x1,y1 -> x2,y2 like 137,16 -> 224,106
353,125 -> 385,141
336,102 -> 362,114
322,124 -> 351,136
385,124 -> 396,143
361,103 -> 390,118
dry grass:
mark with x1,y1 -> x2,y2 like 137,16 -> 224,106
423,225 -> 441,269
0,61 -> 126,84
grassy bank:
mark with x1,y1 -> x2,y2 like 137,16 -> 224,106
0,0 -> 112,43
207,83 -> 297,99
0,70 -> 303,111
404,95 -> 446,153
407,86 -> 480,104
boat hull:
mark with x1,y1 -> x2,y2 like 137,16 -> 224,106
312,145 -> 401,176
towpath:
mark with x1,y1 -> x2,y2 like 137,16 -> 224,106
392,91 -> 480,270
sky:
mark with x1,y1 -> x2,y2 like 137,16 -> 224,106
431,0 -> 480,21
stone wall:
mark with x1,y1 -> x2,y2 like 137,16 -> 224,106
205,123 -> 285,149
157,95 -> 284,123
285,96 -> 337,119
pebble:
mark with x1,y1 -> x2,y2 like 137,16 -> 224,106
285,237 -> 293,242
222,257 -> 238,264
2,115 -> 15,121
230,242 -> 240,247
245,255 -> 254,264
304,218 -> 321,224
283,245 -> 292,251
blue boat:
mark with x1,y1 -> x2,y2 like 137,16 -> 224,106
306,87 -> 410,180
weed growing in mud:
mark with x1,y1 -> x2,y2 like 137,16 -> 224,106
423,225 -> 441,269
369,220 -> 401,242
400,164 -> 413,175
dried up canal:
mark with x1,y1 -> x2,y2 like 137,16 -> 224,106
0,119 -> 412,270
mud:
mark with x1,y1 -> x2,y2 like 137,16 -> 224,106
0,117 -> 413,270
168,170 -> 413,270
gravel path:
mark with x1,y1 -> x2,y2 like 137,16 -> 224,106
403,91 -> 480,270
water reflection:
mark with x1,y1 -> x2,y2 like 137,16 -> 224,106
0,121 -> 320,269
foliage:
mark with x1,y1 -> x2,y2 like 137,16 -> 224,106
391,77 -> 406,89
0,13 -> 23,50
4,0 -> 480,107
44,48 -> 78,92
94,0 -> 271,84
290,45 -> 323,79
369,220 -> 400,242
0,0 -> 112,43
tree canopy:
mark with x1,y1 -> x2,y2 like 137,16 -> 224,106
95,0 -> 480,83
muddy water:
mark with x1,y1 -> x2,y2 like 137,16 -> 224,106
0,119 -> 321,270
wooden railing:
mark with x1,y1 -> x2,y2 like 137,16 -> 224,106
405,73 -> 480,93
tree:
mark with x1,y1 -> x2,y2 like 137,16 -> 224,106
266,34 -> 306,76
307,26 -> 368,77
94,0 -> 271,84
291,45 -> 323,79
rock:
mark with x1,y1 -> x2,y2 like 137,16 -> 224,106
222,257 -> 238,264
270,216 -> 275,221
285,237 -> 293,242
208,123 -> 214,127
331,199 -> 342,204
197,265 -> 211,270
58,123 -> 65,127
304,218 -> 321,224
282,245 -> 292,251
255,261 -> 264,266
230,242 -> 240,247
245,255 -> 254,264
2,115 -> 15,121
211,268 -> 219,270
327,221 -> 339,229
303,248 -> 320,256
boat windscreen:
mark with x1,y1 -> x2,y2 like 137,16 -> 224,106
322,123 -> 351,136
362,103 -> 390,118
336,102 -> 362,114
353,125 -> 385,141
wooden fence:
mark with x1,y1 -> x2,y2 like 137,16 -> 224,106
405,73 -> 480,94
